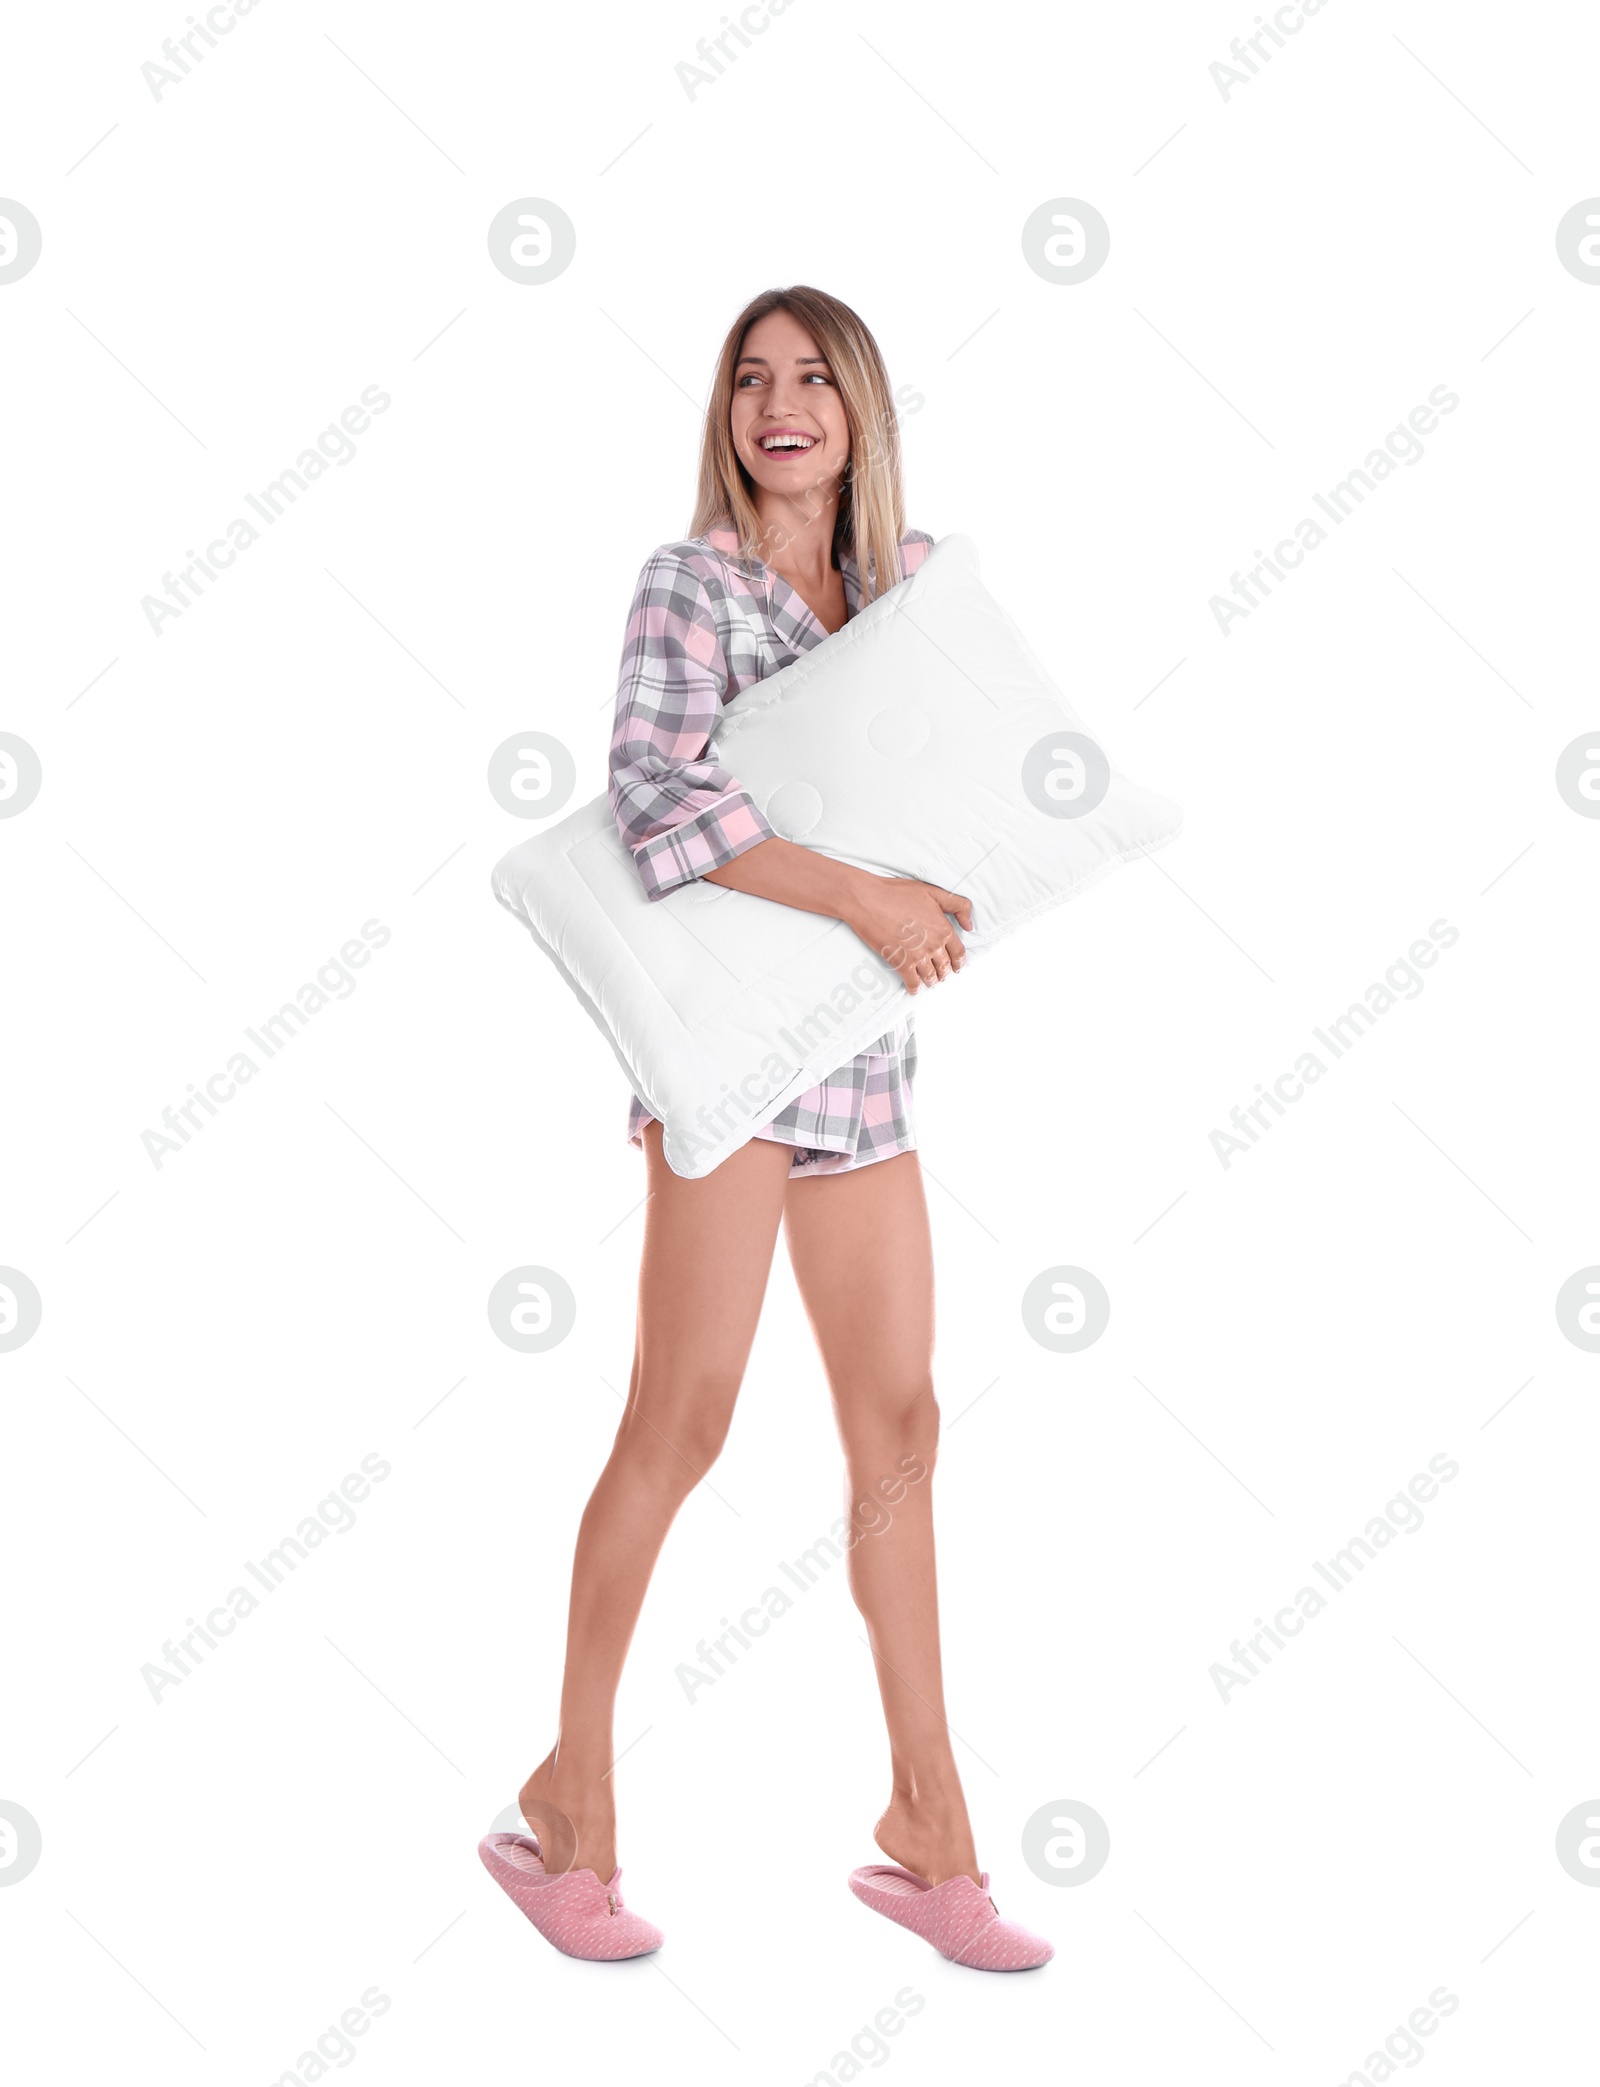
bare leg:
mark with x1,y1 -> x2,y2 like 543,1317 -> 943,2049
782,1152 -> 981,1887
521,1121 -> 794,1881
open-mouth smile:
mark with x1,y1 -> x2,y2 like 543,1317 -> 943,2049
757,430 -> 818,456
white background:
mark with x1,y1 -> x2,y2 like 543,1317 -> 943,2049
4,1 -> 1598,2081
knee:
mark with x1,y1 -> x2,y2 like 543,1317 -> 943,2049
843,1376 -> 941,1481
611,1378 -> 737,1495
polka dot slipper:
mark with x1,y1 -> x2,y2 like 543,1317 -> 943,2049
848,1862 -> 1053,1971
479,1831 -> 663,1961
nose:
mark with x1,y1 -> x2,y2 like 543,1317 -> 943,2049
766,374 -> 808,424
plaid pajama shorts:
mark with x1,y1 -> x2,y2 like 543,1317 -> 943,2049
626,1020 -> 918,1176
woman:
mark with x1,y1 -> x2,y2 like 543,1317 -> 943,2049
479,286 -> 1052,1973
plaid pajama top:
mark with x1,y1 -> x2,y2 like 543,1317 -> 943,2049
610,519 -> 937,1175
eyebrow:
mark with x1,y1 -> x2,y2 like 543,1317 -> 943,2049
735,354 -> 830,368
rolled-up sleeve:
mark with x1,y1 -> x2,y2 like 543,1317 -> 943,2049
608,548 -> 777,902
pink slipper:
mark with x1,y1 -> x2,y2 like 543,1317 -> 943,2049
849,1862 -> 1053,1971
478,1832 -> 663,1960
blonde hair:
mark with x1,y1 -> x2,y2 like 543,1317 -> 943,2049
689,285 -> 909,605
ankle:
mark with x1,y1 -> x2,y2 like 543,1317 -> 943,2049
887,1779 -> 965,1816
525,1742 -> 613,1793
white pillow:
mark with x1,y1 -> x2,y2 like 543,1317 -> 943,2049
492,534 -> 1182,1178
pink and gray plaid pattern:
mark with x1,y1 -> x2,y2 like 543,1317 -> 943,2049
610,519 -> 935,1175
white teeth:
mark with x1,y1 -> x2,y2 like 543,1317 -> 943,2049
761,434 -> 814,451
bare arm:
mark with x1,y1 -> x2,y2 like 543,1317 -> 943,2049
704,839 -> 972,993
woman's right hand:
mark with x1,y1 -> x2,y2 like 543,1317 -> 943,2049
843,872 -> 973,992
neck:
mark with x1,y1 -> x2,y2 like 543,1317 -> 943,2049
753,485 -> 843,574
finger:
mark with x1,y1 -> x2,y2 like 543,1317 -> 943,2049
914,957 -> 939,989
932,887 -> 974,929
943,931 -> 967,972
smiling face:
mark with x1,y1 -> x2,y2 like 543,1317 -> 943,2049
729,306 -> 851,513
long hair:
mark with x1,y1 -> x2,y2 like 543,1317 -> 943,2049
689,285 -> 908,605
